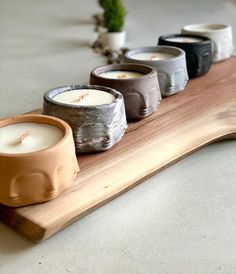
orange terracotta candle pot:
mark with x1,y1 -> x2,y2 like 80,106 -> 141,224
0,114 -> 79,207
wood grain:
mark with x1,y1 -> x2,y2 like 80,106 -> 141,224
0,57 -> 236,242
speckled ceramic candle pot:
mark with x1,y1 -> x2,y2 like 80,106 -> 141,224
181,24 -> 233,63
124,46 -> 188,97
43,85 -> 127,154
158,34 -> 212,78
90,63 -> 162,120
0,114 -> 79,207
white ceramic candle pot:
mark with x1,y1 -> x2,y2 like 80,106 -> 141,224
124,46 -> 188,97
90,63 -> 162,120
43,85 -> 127,154
0,114 -> 79,207
181,24 -> 233,62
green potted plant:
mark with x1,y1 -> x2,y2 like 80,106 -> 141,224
99,0 -> 126,50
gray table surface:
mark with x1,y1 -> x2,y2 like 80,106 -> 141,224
0,0 -> 236,273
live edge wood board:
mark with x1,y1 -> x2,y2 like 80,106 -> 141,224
0,57 -> 236,242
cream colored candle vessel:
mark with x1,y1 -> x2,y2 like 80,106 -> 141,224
165,37 -> 203,43
0,114 -> 79,207
53,89 -> 115,106
99,70 -> 144,79
0,122 -> 63,154
131,52 -> 175,61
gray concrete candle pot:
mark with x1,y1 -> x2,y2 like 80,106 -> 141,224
124,46 -> 188,97
90,63 -> 162,120
181,24 -> 233,63
43,85 -> 127,154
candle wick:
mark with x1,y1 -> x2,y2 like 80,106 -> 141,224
20,130 -> 30,143
151,55 -> 158,60
74,92 -> 89,103
117,74 -> 127,79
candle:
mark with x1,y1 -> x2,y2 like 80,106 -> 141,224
181,24 -> 233,62
193,27 -> 214,32
53,89 -> 115,106
182,24 -> 230,33
158,34 -> 212,79
90,63 -> 162,120
44,85 -> 127,153
130,52 -> 175,61
165,37 -> 203,43
124,46 -> 188,97
99,70 -> 144,79
185,25 -> 225,32
0,114 -> 80,207
0,122 -> 63,154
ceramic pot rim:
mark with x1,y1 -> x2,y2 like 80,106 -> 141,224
159,34 -> 211,46
124,46 -> 185,63
90,63 -> 157,82
44,84 -> 123,110
182,23 -> 231,34
0,114 -> 71,158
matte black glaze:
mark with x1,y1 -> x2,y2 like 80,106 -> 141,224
158,34 -> 212,78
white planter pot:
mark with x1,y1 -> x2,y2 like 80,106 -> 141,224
100,31 -> 126,51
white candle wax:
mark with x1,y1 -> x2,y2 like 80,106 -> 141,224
131,52 -> 175,61
53,89 -> 115,106
165,37 -> 203,43
184,24 -> 226,33
0,123 -> 63,154
190,26 -> 218,32
99,70 -> 144,79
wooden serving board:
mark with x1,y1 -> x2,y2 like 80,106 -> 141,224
0,58 -> 236,242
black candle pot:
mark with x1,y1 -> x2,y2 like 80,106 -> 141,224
158,34 -> 212,78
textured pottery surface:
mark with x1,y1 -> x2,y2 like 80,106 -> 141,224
124,46 -> 188,97
43,85 -> 127,154
158,34 -> 212,78
181,24 -> 233,63
0,114 -> 79,207
90,63 -> 162,120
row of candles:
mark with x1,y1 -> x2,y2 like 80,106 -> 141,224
0,23 -> 234,207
